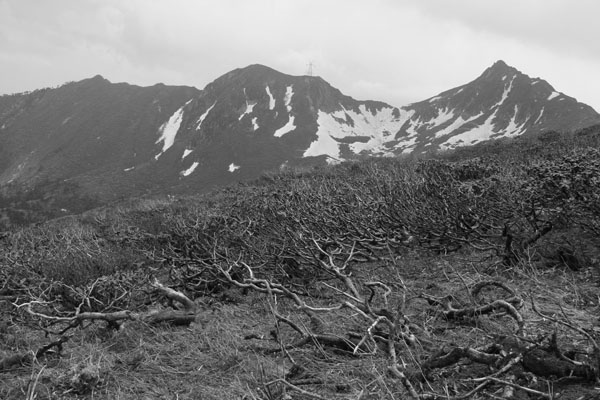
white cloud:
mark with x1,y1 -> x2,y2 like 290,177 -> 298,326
0,0 -> 599,110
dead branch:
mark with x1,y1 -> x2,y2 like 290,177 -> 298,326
470,280 -> 521,305
421,294 -> 524,334
14,280 -> 197,330
420,346 -> 503,371
419,352 -> 524,400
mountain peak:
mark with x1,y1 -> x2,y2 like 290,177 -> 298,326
76,74 -> 111,87
238,64 -> 281,74
203,64 -> 289,93
89,74 -> 109,82
228,64 -> 289,80
397,58 -> 600,154
491,59 -> 509,69
480,60 -> 519,81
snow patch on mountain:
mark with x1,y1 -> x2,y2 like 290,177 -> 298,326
427,108 -> 455,128
326,156 -> 342,165
284,85 -> 294,112
402,118 -> 420,138
303,114 -> 342,159
534,108 -> 545,125
492,77 -> 514,109
124,167 -> 135,172
548,91 -> 560,100
442,111 -> 497,149
396,136 -> 417,154
266,86 -> 275,110
303,105 -> 411,158
196,102 -> 216,130
273,87 -> 296,137
434,113 -> 484,139
504,105 -> 526,137
182,149 -> 193,159
228,163 -> 240,172
252,117 -> 259,131
239,101 -> 256,120
181,162 -> 199,176
239,89 -> 255,120
156,101 -> 191,158
274,115 -> 296,137
350,107 -> 413,154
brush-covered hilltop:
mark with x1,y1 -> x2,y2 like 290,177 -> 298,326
0,61 -> 599,227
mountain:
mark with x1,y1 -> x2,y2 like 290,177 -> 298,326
171,64 -> 400,177
0,76 -> 199,195
393,60 -> 600,153
0,61 -> 599,226
0,65 -> 403,202
299,60 -> 600,157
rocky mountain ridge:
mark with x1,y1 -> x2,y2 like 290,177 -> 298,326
394,60 -> 599,153
0,60 -> 598,226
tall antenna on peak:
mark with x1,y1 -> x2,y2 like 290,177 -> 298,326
306,61 -> 315,77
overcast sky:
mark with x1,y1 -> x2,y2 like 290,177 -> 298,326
1,0 -> 599,109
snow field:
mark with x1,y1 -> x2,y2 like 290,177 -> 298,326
303,105 -> 411,158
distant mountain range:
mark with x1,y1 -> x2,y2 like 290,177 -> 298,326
1,60 -> 599,226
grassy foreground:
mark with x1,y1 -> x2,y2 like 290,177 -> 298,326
1,133 -> 600,399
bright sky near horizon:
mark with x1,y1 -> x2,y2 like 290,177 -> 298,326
1,0 -> 599,110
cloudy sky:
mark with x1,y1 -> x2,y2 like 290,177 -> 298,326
1,0 -> 599,109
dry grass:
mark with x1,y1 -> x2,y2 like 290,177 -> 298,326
1,249 -> 599,399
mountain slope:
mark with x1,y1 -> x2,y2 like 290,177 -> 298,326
0,61 -> 599,227
170,64 -> 403,181
264,60 -> 600,159
0,66 -> 400,225
392,60 -> 600,153
0,76 -> 199,196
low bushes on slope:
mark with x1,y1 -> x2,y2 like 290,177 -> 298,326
1,142 -> 599,398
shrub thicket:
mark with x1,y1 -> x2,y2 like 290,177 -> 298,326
1,135 -> 599,399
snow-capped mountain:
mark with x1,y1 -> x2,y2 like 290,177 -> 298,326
173,64 -> 401,173
296,60 -> 600,158
392,60 -> 600,153
0,61 -> 598,225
